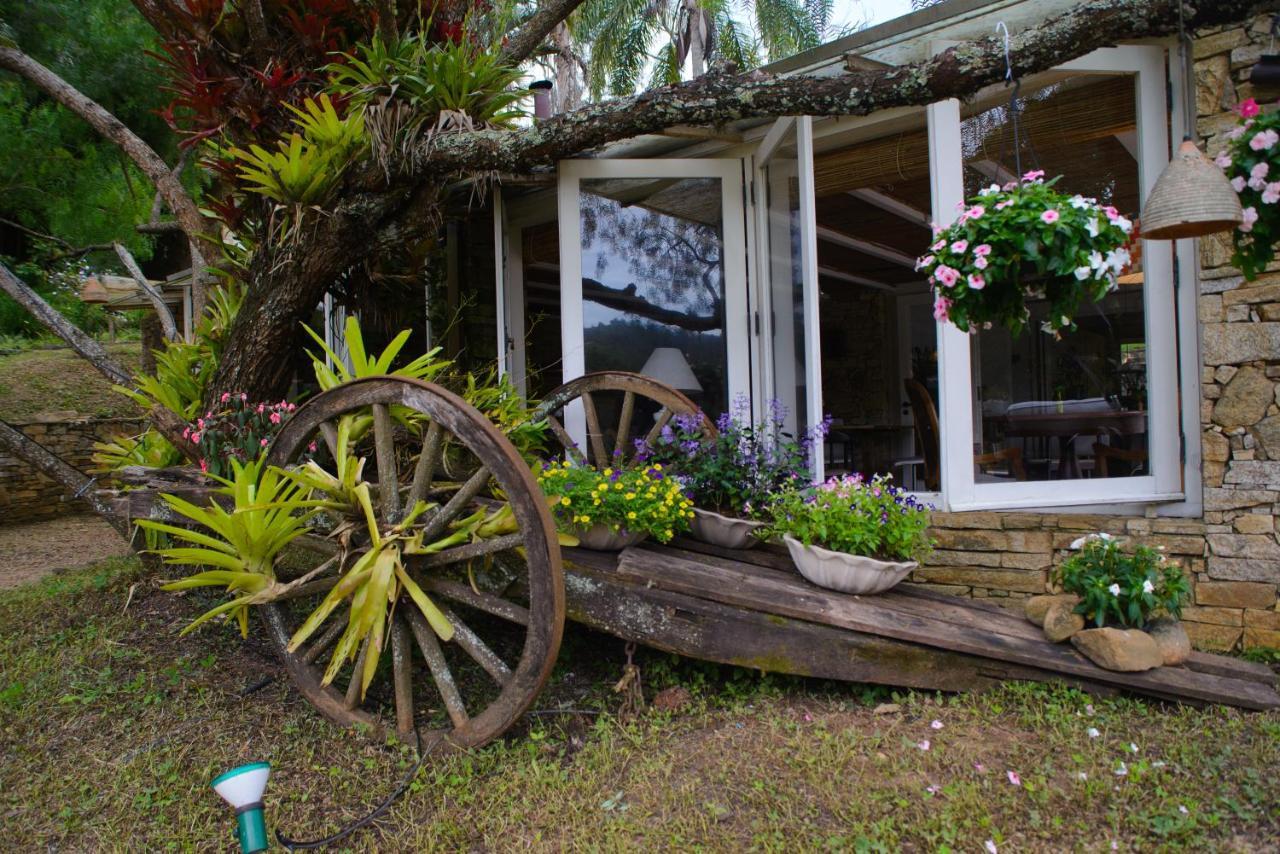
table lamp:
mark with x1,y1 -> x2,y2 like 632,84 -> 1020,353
639,347 -> 702,393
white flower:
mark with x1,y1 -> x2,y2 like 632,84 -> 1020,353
1076,771 -> 1089,781
1152,760 -> 1166,768
1178,805 -> 1188,814
931,719 -> 944,730
917,739 -> 930,751
1089,249 -> 1106,270
1074,266 -> 1093,281
1070,194 -> 1092,210
1105,247 -> 1131,273
1108,583 -> 1122,596
1114,762 -> 1128,776
985,841 -> 998,854
1114,215 -> 1133,234
1142,579 -> 1154,594
1087,727 -> 1101,738
979,183 -> 1001,196
1085,218 -> 1101,237
1129,742 -> 1139,753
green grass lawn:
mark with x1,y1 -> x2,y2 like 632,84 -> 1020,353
2,556 -> 1277,851
0,342 -> 142,421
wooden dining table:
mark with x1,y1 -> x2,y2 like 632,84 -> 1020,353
993,409 -> 1147,479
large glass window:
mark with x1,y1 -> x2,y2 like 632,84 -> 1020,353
962,74 -> 1148,483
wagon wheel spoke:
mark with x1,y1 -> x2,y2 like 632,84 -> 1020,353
391,615 -> 415,737
614,391 -> 636,463
406,608 -> 468,728
642,407 -> 674,448
581,392 -> 608,469
418,576 -> 530,625
439,605 -> 511,686
372,403 -> 401,522
302,618 -> 346,666
419,464 -> 492,543
407,420 -> 443,509
319,421 -> 339,458
545,414 -> 588,467
412,532 -> 524,569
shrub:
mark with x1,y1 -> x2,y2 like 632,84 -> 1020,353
1220,98 -> 1280,280
1053,534 -> 1190,628
186,393 -> 301,477
762,473 -> 932,562
636,396 -> 828,519
536,460 -> 693,543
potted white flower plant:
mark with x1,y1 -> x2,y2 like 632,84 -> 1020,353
762,474 -> 932,595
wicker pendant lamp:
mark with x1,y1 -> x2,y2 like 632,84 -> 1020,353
1142,137 -> 1244,240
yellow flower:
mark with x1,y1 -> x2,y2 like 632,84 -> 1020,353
560,496 -> 571,506
614,483 -> 623,490
653,464 -> 663,470
603,468 -> 613,477
580,515 -> 591,524
625,492 -> 636,500
593,499 -> 601,505
627,511 -> 637,520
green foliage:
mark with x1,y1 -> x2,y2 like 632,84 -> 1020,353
1053,534 -> 1190,629
762,474 -> 933,562
536,459 -> 694,542
0,260 -> 110,338
138,458 -> 320,636
117,339 -> 212,419
1222,100 -> 1280,280
303,314 -> 450,390
188,395 -> 298,477
327,33 -> 526,134
636,397 -> 825,519
918,174 -> 1134,335
452,367 -> 548,460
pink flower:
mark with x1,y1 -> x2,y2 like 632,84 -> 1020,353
933,296 -> 951,321
1241,205 -> 1260,232
935,266 -> 960,288
1239,98 -> 1260,118
1002,180 -> 1018,191
1232,176 -> 1247,193
190,431 -> 201,444
930,239 -> 945,252
915,254 -> 935,271
1007,770 -> 1022,786
916,739 -> 931,751
1253,129 -> 1280,151
974,255 -> 989,270
974,244 -> 992,256
974,763 -> 986,772
995,199 -> 1014,210
307,441 -> 318,453
199,459 -> 208,473
182,427 -> 191,439
966,205 -> 986,220
196,418 -> 205,429
260,438 -> 269,447
220,392 -> 230,403
968,273 -> 986,290
931,719 -> 944,730
1023,169 -> 1045,182
1252,161 -> 1270,182
1102,205 -> 1120,221
1263,182 -> 1280,205
269,411 -> 282,425
950,239 -> 969,253
1040,209 -> 1060,224
926,785 -> 941,795
1214,151 -> 1232,169
256,403 -> 265,413
287,403 -> 296,412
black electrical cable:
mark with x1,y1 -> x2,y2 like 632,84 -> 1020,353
275,726 -> 446,851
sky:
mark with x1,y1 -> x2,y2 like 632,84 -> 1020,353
836,0 -> 918,34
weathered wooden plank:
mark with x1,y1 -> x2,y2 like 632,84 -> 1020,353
613,546 -> 1280,710
1184,651 -> 1277,686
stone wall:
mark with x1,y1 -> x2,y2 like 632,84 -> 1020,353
1194,16 -> 1280,650
0,416 -> 145,525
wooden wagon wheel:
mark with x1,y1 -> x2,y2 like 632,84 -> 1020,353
260,376 -> 564,747
534,371 -> 716,469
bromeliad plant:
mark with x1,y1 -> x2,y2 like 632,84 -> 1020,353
917,171 -> 1134,335
1219,98 -> 1280,279
635,396 -> 829,520
1054,533 -> 1189,629
762,473 -> 933,562
537,460 -> 694,543
185,393 -> 301,477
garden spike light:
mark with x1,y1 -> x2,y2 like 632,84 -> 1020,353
211,762 -> 271,853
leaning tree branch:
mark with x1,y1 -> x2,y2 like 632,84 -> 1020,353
113,242 -> 180,342
418,0 -> 1278,176
583,278 -> 722,331
0,262 -> 198,460
500,0 -> 593,66
0,419 -> 131,539
0,44 -> 210,313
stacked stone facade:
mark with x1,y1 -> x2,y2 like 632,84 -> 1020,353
0,416 -> 145,525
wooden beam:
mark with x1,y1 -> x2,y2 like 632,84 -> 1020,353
847,189 -> 931,227
815,226 -> 917,268
659,125 -> 744,144
818,266 -> 896,291
757,117 -> 796,166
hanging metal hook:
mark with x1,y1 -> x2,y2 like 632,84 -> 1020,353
996,21 -> 1013,83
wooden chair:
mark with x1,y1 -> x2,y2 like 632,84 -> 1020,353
1092,442 -> 1147,477
903,378 -> 1026,490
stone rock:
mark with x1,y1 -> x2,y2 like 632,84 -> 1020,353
1203,430 -> 1230,463
1202,323 -> 1280,366
651,686 -> 692,713
1071,628 -> 1164,672
1024,593 -> 1079,625
872,703 -> 901,715
1146,618 -> 1191,666
1213,367 -> 1274,428
1252,415 -> 1280,460
1043,601 -> 1086,643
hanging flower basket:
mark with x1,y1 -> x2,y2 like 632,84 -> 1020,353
916,172 -> 1134,335
1218,98 -> 1280,280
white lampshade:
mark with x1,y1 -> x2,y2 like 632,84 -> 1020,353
212,762 -> 270,809
639,347 -> 702,392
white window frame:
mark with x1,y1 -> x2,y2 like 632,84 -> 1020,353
556,158 -> 752,442
933,44 -> 1184,511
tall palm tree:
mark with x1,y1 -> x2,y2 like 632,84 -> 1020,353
563,0 -> 841,103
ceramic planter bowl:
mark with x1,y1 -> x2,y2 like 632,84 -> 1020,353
689,508 -> 765,549
783,535 -> 916,595
572,522 -> 647,551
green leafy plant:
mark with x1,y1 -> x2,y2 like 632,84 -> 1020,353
1053,534 -> 1190,629
536,460 -> 693,543
137,458 -> 321,636
303,315 -> 450,390
636,395 -> 828,519
1220,99 -> 1280,280
186,393 -> 301,477
917,172 -> 1134,335
761,474 -> 932,562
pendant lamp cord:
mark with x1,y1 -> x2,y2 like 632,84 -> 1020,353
1178,0 -> 1196,143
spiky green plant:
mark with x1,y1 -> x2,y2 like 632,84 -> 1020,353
303,315 -> 450,391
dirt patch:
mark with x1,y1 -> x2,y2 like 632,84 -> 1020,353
0,343 -> 142,420
0,514 -> 133,588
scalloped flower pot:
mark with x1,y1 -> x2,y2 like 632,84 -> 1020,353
783,535 -> 917,595
572,522 -> 647,551
689,508 -> 765,549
